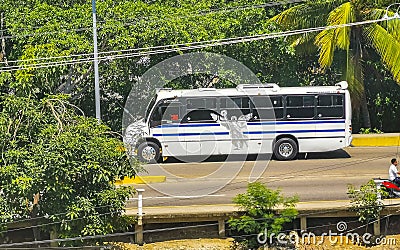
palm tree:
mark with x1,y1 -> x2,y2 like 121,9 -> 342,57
271,0 -> 400,128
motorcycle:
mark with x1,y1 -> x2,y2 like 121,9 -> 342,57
374,178 -> 400,198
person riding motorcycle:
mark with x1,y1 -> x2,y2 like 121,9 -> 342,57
389,158 -> 400,186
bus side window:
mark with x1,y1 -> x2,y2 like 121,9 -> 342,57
317,95 -> 344,118
187,98 -> 216,110
271,96 -> 284,119
251,96 -> 283,120
181,109 -> 218,123
188,98 -> 205,109
220,97 -> 252,119
286,95 -> 315,119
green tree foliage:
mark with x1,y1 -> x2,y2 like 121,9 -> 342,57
347,179 -> 386,225
0,0 -> 318,131
228,182 -> 298,249
271,0 -> 400,128
363,51 -> 400,133
0,95 -> 140,245
1,0 -> 398,133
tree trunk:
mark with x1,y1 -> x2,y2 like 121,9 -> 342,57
360,92 -> 371,129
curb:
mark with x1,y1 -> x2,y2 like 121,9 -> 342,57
352,133 -> 400,147
126,199 -> 400,216
115,176 -> 166,185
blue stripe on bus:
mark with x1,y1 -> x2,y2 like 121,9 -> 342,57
158,123 -> 221,128
153,132 -> 229,137
153,129 -> 345,137
247,120 -> 345,125
243,129 -> 345,135
156,120 -> 345,128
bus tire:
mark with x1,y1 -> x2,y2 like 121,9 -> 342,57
137,142 -> 161,163
273,138 -> 298,161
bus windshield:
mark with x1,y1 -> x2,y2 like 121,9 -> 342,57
145,95 -> 157,122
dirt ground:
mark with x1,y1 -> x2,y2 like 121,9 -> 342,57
112,235 -> 400,249
112,238 -> 234,250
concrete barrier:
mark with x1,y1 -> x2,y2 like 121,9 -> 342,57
352,133 -> 400,147
115,176 -> 166,185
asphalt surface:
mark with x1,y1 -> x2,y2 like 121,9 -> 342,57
128,147 -> 400,208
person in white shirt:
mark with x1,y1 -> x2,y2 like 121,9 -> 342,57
389,158 -> 400,185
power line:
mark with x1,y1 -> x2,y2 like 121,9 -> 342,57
0,0 -> 305,65
0,16 -> 394,72
0,211 -> 116,235
0,222 -> 218,247
0,27 -> 92,40
0,247 -> 105,250
0,0 -> 304,40
1,204 -> 117,227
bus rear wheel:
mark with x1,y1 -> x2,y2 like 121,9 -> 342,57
274,138 -> 298,161
137,142 -> 161,163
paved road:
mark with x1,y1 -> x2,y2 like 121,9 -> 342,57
128,147 -> 400,208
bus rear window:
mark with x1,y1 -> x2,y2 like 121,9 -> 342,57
317,94 -> 344,118
287,96 -> 314,107
286,95 -> 315,119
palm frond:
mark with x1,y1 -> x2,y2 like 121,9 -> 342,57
364,23 -> 400,83
314,2 -> 355,69
314,29 -> 336,69
271,0 -> 344,29
291,34 -> 318,54
368,9 -> 400,41
326,2 -> 354,50
368,8 -> 396,19
270,0 -> 344,49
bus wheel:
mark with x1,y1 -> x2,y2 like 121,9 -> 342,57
274,138 -> 298,161
137,142 -> 160,163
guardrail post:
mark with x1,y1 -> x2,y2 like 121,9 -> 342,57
300,216 -> 307,231
218,219 -> 225,237
135,189 -> 145,245
374,218 -> 381,236
372,179 -> 382,236
373,178 -> 386,202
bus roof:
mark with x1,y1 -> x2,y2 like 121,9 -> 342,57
156,81 -> 349,100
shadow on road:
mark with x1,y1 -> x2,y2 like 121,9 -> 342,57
163,154 -> 264,163
163,149 -> 350,163
303,149 -> 351,159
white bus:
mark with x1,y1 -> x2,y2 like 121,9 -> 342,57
126,81 -> 352,162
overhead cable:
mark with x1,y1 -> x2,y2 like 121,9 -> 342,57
0,16 -> 394,72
